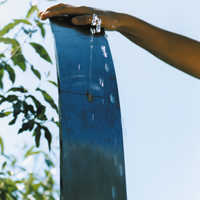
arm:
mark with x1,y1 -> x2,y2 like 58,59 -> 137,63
39,4 -> 200,79
118,14 -> 200,79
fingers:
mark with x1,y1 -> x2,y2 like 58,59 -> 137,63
72,15 -> 93,25
39,5 -> 103,20
72,15 -> 104,26
44,3 -> 71,12
40,6 -> 84,20
39,3 -> 73,18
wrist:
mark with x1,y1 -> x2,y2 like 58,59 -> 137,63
115,13 -> 136,33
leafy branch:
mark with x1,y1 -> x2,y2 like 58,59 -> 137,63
0,0 -> 59,149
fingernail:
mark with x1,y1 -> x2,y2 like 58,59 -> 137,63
72,18 -> 79,24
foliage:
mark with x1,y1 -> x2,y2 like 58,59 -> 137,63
0,136 -> 59,199
0,0 -> 59,150
0,0 -> 60,199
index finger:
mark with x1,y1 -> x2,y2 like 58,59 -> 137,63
40,6 -> 100,20
44,3 -> 72,12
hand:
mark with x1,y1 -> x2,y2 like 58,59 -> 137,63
39,3 -> 123,31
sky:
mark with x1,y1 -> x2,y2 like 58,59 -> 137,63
1,0 -> 200,200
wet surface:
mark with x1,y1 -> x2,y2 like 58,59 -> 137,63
50,16 -> 127,200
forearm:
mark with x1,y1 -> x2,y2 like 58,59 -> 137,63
117,14 -> 200,79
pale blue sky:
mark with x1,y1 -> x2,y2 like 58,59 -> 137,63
1,0 -> 200,199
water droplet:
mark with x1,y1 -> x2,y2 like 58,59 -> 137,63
90,28 -> 96,35
78,64 -> 81,70
121,118 -> 127,137
101,45 -> 107,58
101,79 -> 104,87
102,99 -> 104,104
96,24 -> 101,33
114,138 -> 117,148
105,63 -> 109,72
110,93 -> 115,103
112,25 -> 115,28
92,14 -> 98,26
128,68 -> 131,75
114,57 -> 117,63
99,78 -> 102,85
114,155 -> 117,166
92,114 -> 95,121
112,186 -> 116,199
119,165 -> 123,176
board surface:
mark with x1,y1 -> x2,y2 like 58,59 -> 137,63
50,16 -> 127,200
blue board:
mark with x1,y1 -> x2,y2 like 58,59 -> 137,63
50,16 -> 127,200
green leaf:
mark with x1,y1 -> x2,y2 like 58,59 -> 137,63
48,80 -> 57,87
0,54 -> 5,59
25,146 -> 34,156
2,161 -> 7,170
0,20 -> 31,37
26,95 -> 46,118
23,101 -> 35,116
55,121 -> 59,127
18,120 -> 35,134
29,42 -> 52,63
26,150 -> 41,158
0,1 -> 7,5
0,67 -> 4,89
11,53 -> 26,71
12,158 -> 17,167
5,64 -> 15,83
41,126 -> 52,151
0,22 -> 19,37
24,146 -> 42,157
7,86 -> 28,93
31,65 -> 41,80
26,5 -> 38,19
0,95 -> 18,104
36,88 -> 58,113
7,95 -> 19,102
34,126 -> 41,148
0,37 -> 19,46
51,117 -> 59,127
0,37 -> 21,53
32,183 -> 42,191
9,117 -> 17,125
0,111 -> 12,118
37,22 -> 45,38
13,100 -> 22,117
14,19 -> 32,25
37,114 -> 47,121
45,156 -> 54,167
0,136 -> 4,154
